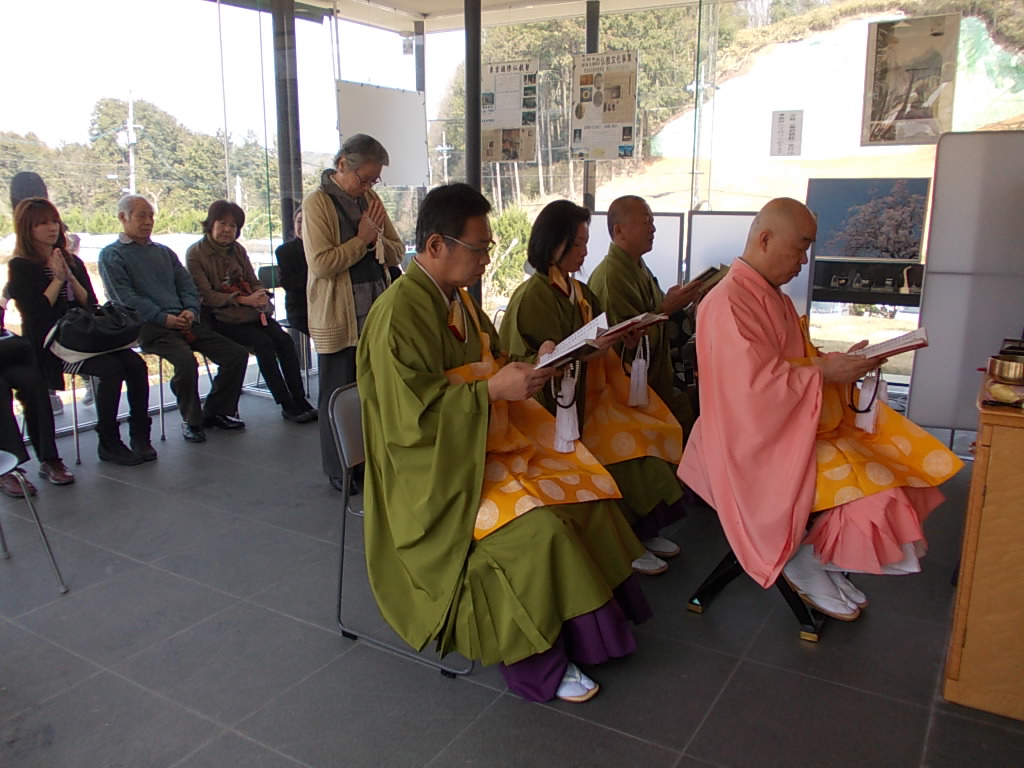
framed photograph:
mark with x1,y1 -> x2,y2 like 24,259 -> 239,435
861,14 -> 959,146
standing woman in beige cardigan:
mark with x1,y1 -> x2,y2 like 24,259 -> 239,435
302,134 -> 403,491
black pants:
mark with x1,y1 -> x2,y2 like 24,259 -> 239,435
213,318 -> 305,406
0,362 -> 59,465
76,349 -> 150,445
317,347 -> 356,479
139,322 -> 248,427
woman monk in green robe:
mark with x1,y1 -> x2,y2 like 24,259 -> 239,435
499,200 -> 688,576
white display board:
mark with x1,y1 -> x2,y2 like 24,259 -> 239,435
908,131 -> 1024,430
687,211 -> 812,314
336,80 -> 429,188
579,212 -> 683,291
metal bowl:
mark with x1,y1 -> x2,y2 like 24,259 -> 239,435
988,354 -> 1024,384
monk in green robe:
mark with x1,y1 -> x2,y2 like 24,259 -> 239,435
499,200 -> 688,577
356,184 -> 651,704
588,195 -> 703,431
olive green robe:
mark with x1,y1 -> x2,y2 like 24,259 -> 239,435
499,271 -> 683,526
356,261 -> 644,666
588,243 -> 694,429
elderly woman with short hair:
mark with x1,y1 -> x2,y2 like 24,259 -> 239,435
302,133 -> 403,491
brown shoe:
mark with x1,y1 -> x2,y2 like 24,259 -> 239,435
39,459 -> 75,486
0,469 -> 37,498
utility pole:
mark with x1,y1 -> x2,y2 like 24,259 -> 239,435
436,130 -> 454,185
117,92 -> 142,195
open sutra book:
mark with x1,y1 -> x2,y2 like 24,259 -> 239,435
536,311 -> 668,369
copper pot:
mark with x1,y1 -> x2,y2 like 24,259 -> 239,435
988,354 -> 1024,384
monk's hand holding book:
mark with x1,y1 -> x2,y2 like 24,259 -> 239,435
813,340 -> 884,384
489,360 -> 557,402
662,279 -> 703,314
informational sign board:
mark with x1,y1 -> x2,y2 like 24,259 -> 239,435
481,59 -> 539,163
770,110 -> 803,156
570,51 -> 638,160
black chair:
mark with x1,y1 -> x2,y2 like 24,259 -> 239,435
685,495 -> 826,642
328,383 -> 473,677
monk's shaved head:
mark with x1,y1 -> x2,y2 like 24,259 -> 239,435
608,195 -> 655,260
741,197 -> 817,288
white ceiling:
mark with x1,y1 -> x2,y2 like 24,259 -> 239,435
298,0 -> 701,35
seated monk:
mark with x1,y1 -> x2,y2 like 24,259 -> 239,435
678,198 -> 963,620
499,200 -> 686,576
356,183 -> 651,703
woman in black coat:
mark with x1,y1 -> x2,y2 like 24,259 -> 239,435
9,198 -> 154,468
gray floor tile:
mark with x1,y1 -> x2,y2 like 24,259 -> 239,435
29,492 -> 242,564
0,671 -> 218,768
19,565 -> 236,667
174,731 -> 309,768
0,620 -> 99,722
237,644 -> 499,768
114,602 -> 344,725
747,598 -> 948,706
555,632 -> 738,751
153,517 -> 334,598
430,695 -> 680,768
0,513 -> 139,619
248,550 -> 378,635
924,711 -> 1024,768
688,661 -> 930,768
933,697 -> 1024,735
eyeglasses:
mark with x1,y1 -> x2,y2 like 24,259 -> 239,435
353,170 -> 382,187
443,235 -> 496,255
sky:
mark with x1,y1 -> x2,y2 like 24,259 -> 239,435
0,0 -> 464,155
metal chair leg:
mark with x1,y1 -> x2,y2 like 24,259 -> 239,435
336,463 -> 472,678
158,357 -> 166,441
70,376 -> 81,465
0,517 -> 9,559
14,472 -> 68,594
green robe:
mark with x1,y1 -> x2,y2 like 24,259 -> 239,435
356,261 -> 644,666
499,271 -> 683,526
588,243 -> 694,429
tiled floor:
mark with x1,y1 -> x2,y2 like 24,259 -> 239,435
1,391 -> 1022,767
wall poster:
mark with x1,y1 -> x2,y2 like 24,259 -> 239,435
481,59 -> 539,163
861,14 -> 960,146
570,51 -> 638,159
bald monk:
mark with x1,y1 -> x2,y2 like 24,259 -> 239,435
357,183 -> 651,703
679,198 -> 963,620
588,196 -> 702,431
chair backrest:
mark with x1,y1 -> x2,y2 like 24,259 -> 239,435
257,265 -> 280,290
328,383 -> 364,471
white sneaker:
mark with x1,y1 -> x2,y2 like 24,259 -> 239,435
641,536 -> 680,558
827,572 -> 869,608
632,551 -> 669,575
556,662 -> 599,703
782,545 -> 860,621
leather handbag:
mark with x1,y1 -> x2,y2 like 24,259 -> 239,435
44,302 -> 142,364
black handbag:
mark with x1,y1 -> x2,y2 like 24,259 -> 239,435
44,302 -> 142,364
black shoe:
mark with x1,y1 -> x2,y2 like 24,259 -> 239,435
281,400 -> 315,424
182,423 -> 207,443
330,475 -> 355,494
98,440 -> 145,466
203,414 -> 246,430
131,440 -> 158,462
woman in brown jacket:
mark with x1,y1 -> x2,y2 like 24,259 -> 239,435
186,200 -> 315,423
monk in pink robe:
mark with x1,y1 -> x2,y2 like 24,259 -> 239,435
679,198 -> 962,620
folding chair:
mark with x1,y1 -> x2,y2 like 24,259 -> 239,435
0,450 -> 68,594
155,355 -> 216,441
328,383 -> 473,677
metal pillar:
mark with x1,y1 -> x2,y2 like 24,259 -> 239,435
582,1 -> 599,211
414,20 -> 426,94
465,0 -> 482,193
271,0 -> 303,240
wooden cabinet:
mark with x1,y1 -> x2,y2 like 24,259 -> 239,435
944,385 -> 1024,721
